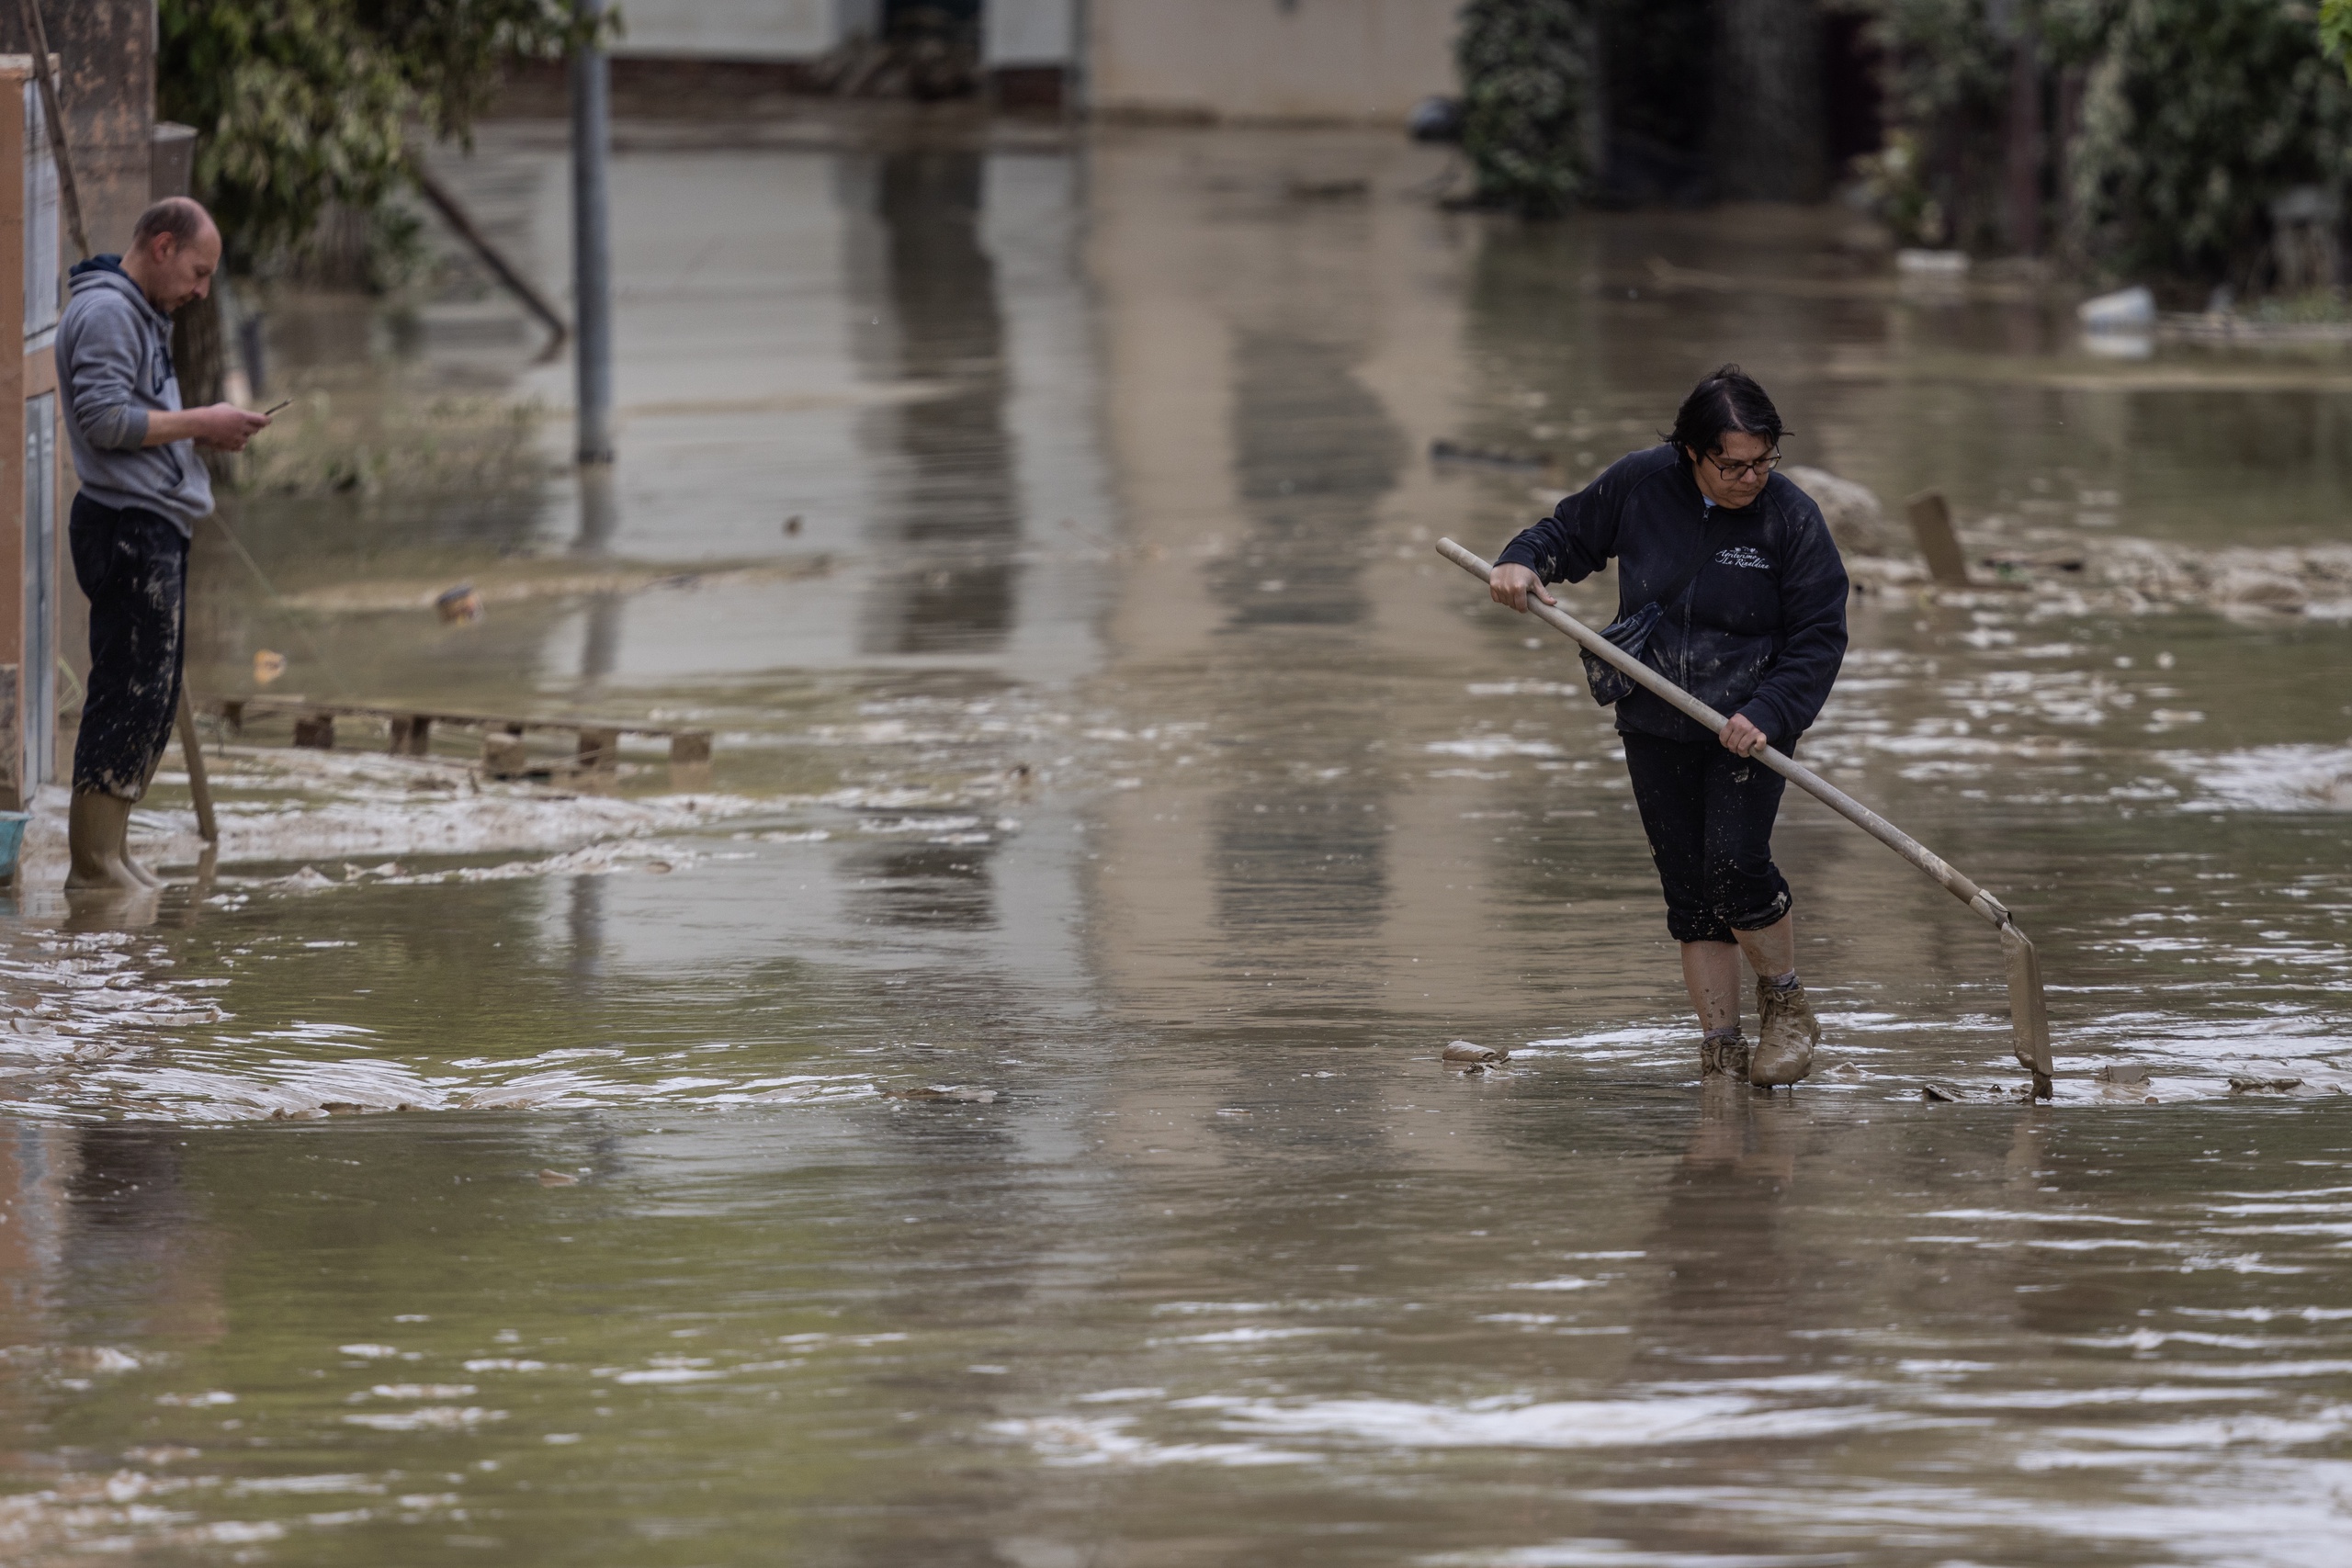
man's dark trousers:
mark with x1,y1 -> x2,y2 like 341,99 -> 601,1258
69,493 -> 187,801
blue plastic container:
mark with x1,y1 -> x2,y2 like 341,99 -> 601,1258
0,809 -> 28,881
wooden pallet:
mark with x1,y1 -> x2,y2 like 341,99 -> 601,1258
205,695 -> 712,779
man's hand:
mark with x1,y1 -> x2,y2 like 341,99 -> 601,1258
1489,563 -> 1555,613
1720,714 -> 1770,757
146,402 -> 272,453
192,402 -> 272,452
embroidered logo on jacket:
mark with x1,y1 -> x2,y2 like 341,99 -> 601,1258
1714,545 -> 1771,570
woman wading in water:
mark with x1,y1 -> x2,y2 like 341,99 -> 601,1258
1488,367 -> 1849,1087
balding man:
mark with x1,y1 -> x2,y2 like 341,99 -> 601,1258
57,196 -> 270,890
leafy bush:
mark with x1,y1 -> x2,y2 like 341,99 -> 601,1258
1867,0 -> 2352,288
1863,0 -> 2009,249
1455,0 -> 1597,215
2061,0 -> 2352,286
158,0 -> 605,267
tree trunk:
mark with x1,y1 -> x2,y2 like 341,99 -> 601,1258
1708,0 -> 1826,202
2003,37 -> 2043,255
172,293 -> 235,483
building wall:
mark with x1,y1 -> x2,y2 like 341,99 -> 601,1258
1089,0 -> 1453,123
0,0 -> 153,255
609,0 -> 880,60
984,0 -> 1077,64
602,0 -> 1447,122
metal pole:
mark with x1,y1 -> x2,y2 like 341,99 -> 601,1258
570,0 -> 615,463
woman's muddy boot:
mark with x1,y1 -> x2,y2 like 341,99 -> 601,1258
66,791 -> 146,891
1700,1029 -> 1751,1081
1750,976 -> 1820,1087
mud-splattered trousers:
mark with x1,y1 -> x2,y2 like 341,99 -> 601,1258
1621,730 -> 1794,944
69,494 -> 187,802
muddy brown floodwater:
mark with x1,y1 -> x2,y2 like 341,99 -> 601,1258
4,112 -> 2351,1565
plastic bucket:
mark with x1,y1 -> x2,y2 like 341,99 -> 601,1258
0,810 -> 28,881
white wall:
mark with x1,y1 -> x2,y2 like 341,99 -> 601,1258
611,0 -> 877,59
1089,0 -> 1454,122
985,0 -> 1078,64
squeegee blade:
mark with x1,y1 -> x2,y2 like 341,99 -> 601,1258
1999,922 -> 2053,1088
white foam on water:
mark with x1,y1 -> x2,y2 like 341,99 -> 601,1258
2164,744 -> 2352,812
341,1406 -> 503,1432
1148,1326 -> 1334,1346
1181,1391 -> 1923,1451
988,1414 -> 1316,1468
1421,1544 -> 1850,1568
18,755 -> 770,874
1427,737 -> 1566,760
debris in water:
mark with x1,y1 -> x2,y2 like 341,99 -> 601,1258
1784,467 -> 1890,557
1430,439 -> 1554,474
888,1085 -> 998,1103
2097,1063 -> 2151,1085
784,514 -> 803,536
253,649 -> 287,685
2228,1076 -> 2303,1095
436,583 -> 483,624
1982,546 -> 2086,574
2078,285 -> 2156,330
1442,1041 -> 1506,1065
537,1168 -> 580,1186
123,1445 -> 200,1466
1907,491 -> 1973,587
1897,248 -> 1970,275
322,1102 -> 365,1115
1921,1082 -> 1961,1102
1286,175 -> 1370,200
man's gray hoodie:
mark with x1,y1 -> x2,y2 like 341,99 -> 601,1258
57,254 -> 212,536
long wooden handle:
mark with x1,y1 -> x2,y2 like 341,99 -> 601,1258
1439,538 -> 2009,930
176,689 -> 218,845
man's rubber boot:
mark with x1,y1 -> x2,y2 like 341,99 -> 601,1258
1700,1031 -> 1751,1081
1750,978 -> 1820,1088
66,790 -> 146,891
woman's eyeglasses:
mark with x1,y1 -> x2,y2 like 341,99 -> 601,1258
1707,451 -> 1781,481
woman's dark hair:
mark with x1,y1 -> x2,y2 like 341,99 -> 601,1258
1666,365 -> 1788,461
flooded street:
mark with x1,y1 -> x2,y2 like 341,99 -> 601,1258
5,110 -> 2352,1563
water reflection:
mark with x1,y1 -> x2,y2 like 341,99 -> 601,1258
1214,331 -> 1402,628
851,148 -> 1022,656
1650,1091 -> 1802,1351
0,1122 -> 221,1360
846,840 -> 999,930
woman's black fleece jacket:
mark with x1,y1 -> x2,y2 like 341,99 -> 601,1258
1496,445 -> 1849,748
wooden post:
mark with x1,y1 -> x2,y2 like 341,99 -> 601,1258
669,730 -> 712,765
1906,491 -> 1973,588
292,712 -> 335,750
389,714 -> 431,755
577,727 -> 618,770
482,733 -> 529,778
